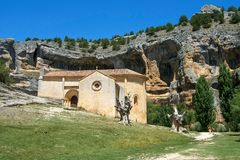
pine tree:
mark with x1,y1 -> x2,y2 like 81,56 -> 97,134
194,76 -> 215,130
218,64 -> 234,122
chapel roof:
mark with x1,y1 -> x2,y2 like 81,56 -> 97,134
43,69 -> 147,79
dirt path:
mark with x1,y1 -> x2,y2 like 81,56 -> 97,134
145,132 -> 219,160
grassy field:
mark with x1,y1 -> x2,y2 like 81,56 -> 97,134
185,132 -> 240,160
0,104 -> 192,160
0,104 -> 239,160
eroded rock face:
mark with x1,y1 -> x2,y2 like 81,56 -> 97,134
0,38 -> 15,69
0,22 -> 240,108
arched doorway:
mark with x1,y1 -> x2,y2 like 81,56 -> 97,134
71,95 -> 78,107
64,89 -> 79,108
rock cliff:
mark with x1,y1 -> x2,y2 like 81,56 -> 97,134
0,13 -> 240,111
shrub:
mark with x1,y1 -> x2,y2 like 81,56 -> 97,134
165,23 -> 174,32
92,39 -> 101,45
230,12 -> 240,24
91,44 -> 98,50
32,38 -> 39,41
111,37 -> 126,46
54,37 -> 62,47
210,123 -> 228,132
194,76 -> 215,131
201,14 -> 212,28
145,27 -> 155,36
81,49 -> 87,53
136,30 -> 144,35
227,6 -> 238,12
77,38 -> 89,48
190,15 -> 201,31
25,37 -> 31,41
211,10 -> 224,24
216,124 -> 228,132
176,103 -> 196,128
64,36 -> 76,50
179,15 -> 188,26
112,44 -> 120,51
190,13 -> 214,31
101,39 -> 110,49
190,122 -> 202,132
147,101 -> 173,127
87,48 -> 95,53
0,60 -> 12,85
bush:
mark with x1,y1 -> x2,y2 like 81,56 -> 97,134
111,37 -> 126,46
64,36 -> 76,50
145,27 -> 156,36
87,48 -> 95,53
112,44 -> 121,51
190,13 -> 218,31
0,60 -> 12,85
165,23 -> 174,32
190,14 -> 201,31
210,123 -> 228,132
77,38 -> 89,48
201,14 -> 212,28
129,31 -> 134,35
230,12 -> 240,24
147,101 -> 173,127
176,103 -> 196,129
190,122 -> 202,132
211,10 -> 224,24
25,37 -> 31,41
101,39 -> 110,49
227,6 -> 238,12
54,37 -> 62,47
91,44 -> 98,50
179,15 -> 188,26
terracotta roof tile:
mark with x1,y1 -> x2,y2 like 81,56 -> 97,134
44,69 -> 147,79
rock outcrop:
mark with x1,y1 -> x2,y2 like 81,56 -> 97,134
0,38 -> 15,69
0,12 -> 240,110
0,82 -> 60,107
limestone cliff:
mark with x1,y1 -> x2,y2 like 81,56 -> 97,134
0,14 -> 240,111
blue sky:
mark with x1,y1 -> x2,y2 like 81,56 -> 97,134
0,0 -> 239,41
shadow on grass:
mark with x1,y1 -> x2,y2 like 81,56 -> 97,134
235,139 -> 240,142
228,133 -> 240,137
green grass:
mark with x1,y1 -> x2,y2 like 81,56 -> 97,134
0,105 -> 192,160
189,133 -> 240,160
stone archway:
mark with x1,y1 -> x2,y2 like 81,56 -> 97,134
64,89 -> 78,108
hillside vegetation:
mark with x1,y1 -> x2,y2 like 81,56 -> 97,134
0,104 -> 191,160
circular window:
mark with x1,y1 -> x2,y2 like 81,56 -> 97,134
92,81 -> 102,91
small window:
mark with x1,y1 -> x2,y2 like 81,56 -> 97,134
92,81 -> 102,91
134,95 -> 138,105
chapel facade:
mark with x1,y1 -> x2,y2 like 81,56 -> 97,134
38,69 -> 147,123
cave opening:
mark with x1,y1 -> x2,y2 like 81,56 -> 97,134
225,49 -> 240,69
33,46 -> 39,67
159,63 -> 174,86
201,49 -> 223,66
144,40 -> 180,86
